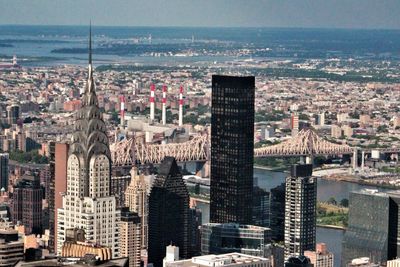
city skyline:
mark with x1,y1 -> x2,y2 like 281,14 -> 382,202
0,0 -> 399,29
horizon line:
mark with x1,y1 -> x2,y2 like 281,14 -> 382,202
0,23 -> 399,31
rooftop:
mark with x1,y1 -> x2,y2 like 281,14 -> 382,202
166,253 -> 268,267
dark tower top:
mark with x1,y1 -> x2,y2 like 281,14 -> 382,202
148,157 -> 190,267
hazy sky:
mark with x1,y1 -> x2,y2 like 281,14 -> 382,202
0,0 -> 399,29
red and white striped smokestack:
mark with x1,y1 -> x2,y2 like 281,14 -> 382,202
120,95 -> 125,128
162,85 -> 167,125
179,85 -> 183,127
150,83 -> 155,121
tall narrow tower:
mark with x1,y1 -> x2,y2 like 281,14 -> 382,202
284,164 -> 316,259
162,85 -> 167,125
120,94 -> 125,128
178,85 -> 183,127
210,75 -> 255,225
57,26 -> 120,257
150,84 -> 155,122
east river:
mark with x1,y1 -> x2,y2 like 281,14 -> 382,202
194,167 -> 390,267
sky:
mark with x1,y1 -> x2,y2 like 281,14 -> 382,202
0,0 -> 399,29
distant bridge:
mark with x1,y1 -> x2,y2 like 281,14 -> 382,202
110,129 -> 362,166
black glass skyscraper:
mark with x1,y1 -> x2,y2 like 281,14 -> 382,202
148,157 -> 190,267
210,75 -> 255,224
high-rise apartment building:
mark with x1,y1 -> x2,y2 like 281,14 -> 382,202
210,75 -> 255,225
253,186 -> 270,227
284,164 -> 316,258
125,167 -> 149,249
56,31 -> 120,257
148,157 -> 190,267
53,142 -> 69,252
342,190 -> 400,266
119,207 -> 141,267
12,176 -> 43,235
0,153 -> 8,191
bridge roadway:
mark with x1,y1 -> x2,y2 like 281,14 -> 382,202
110,129 -> 400,166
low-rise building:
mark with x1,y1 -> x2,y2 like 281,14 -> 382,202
165,253 -> 270,267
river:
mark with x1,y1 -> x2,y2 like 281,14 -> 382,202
194,167 -> 389,267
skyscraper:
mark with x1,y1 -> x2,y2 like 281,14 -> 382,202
12,176 -> 43,235
148,156 -> 190,267
56,28 -> 120,257
119,207 -> 142,267
125,167 -> 149,249
284,164 -> 316,258
0,153 -> 8,191
341,190 -> 400,266
210,75 -> 255,225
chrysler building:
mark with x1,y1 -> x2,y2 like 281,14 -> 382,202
57,27 -> 120,257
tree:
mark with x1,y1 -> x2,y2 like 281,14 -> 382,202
327,197 -> 337,205
340,198 -> 349,207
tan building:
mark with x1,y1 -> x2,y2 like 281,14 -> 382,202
125,167 -> 149,249
304,243 -> 334,267
393,116 -> 400,129
61,229 -> 112,261
331,125 -> 342,138
360,114 -> 371,125
119,208 -> 141,267
342,125 -> 353,138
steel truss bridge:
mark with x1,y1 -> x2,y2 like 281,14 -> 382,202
110,129 -> 361,166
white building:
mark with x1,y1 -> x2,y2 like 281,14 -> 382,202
165,253 -> 270,267
57,35 -> 120,257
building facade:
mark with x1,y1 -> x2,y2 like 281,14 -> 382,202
0,229 -> 24,266
53,142 -> 69,252
270,183 -> 285,242
12,177 -> 42,235
0,153 -> 8,191
119,207 -> 141,267
56,33 -> 120,257
148,157 -> 190,267
201,223 -> 271,257
304,243 -> 334,267
210,75 -> 255,225
284,164 -> 316,258
341,190 -> 400,266
125,167 -> 149,249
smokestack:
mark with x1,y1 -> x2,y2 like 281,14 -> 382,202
150,83 -> 155,122
162,85 -> 167,125
120,95 -> 125,128
179,85 -> 183,127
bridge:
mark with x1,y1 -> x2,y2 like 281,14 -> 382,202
110,129 -> 359,166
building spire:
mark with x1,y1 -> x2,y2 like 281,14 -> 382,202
89,21 -> 92,66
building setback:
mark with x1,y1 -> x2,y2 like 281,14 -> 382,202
284,164 -> 316,258
210,75 -> 255,225
148,156 -> 190,267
